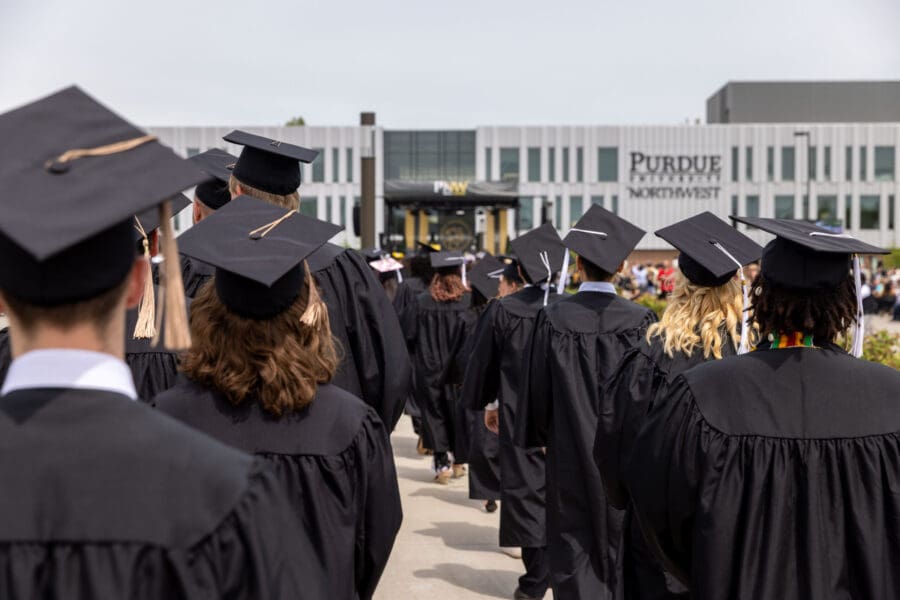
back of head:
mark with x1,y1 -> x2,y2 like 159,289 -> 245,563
229,175 -> 300,211
429,269 -> 467,303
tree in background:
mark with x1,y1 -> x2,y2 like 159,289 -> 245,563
285,116 -> 306,126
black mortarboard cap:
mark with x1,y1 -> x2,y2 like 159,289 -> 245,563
655,212 -> 762,287
362,247 -> 387,263
176,195 -> 341,318
563,205 -> 645,274
509,223 -> 566,284
0,86 -> 207,306
731,217 -> 888,290
190,148 -> 239,210
501,259 -> 524,284
467,255 -> 504,299
134,194 -> 191,239
417,241 -> 440,254
430,251 -> 466,270
224,130 -> 319,196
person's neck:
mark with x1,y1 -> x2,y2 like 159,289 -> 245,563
10,322 -> 124,360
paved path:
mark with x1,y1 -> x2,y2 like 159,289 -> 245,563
376,417 -> 530,600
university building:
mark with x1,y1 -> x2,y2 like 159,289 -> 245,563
149,81 -> 900,257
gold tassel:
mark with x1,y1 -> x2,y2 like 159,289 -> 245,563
152,201 -> 192,350
132,217 -> 157,339
300,261 -> 324,327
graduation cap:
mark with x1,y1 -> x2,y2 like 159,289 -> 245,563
467,255 -> 504,300
732,216 -> 889,357
176,195 -> 340,319
224,130 -> 319,196
430,251 -> 468,286
369,256 -> 404,281
362,247 -> 388,263
501,258 -> 524,285
656,212 -> 762,288
134,194 -> 191,239
0,86 -> 206,349
190,148 -> 238,210
563,205 -> 645,275
417,241 -> 440,254
509,223 -> 566,285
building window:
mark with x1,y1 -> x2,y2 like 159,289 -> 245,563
845,195 -> 853,229
591,195 -> 604,208
331,148 -> 339,182
731,195 -> 739,220
597,147 -> 617,182
555,195 -> 563,228
781,146 -> 795,181
803,195 -> 809,220
186,147 -> 200,157
611,195 -> 619,215
808,146 -> 817,181
745,147 -> 753,181
312,149 -> 325,182
346,148 -> 354,182
731,147 -> 739,182
745,195 -> 759,218
485,147 -> 493,181
875,146 -> 895,181
325,196 -> 334,223
845,146 -> 853,181
817,195 -> 838,224
300,196 -> 318,218
860,147 -> 868,181
562,148 -> 570,182
766,146 -> 774,181
384,131 -> 476,181
774,195 -> 794,219
500,147 -> 519,181
860,195 -> 880,229
527,147 -> 541,182
570,196 -> 583,224
576,147 -> 584,182
890,195 -> 896,230
548,148 -> 556,182
339,196 -> 347,228
519,197 -> 534,230
823,146 -> 832,180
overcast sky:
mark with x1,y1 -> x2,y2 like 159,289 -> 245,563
1,0 -> 898,128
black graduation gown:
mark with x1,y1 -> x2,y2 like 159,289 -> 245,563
309,244 -> 411,431
448,306 -> 501,500
392,277 -> 427,422
401,291 -> 470,455
0,387 -> 324,599
179,254 -> 215,299
463,286 -> 560,548
515,291 -> 657,599
596,332 -> 735,600
155,380 -> 402,600
625,345 -> 900,600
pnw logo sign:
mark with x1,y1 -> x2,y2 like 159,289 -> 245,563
627,152 -> 722,200
433,181 -> 470,196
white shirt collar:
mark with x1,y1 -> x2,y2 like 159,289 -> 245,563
1,349 -> 138,400
578,281 -> 618,295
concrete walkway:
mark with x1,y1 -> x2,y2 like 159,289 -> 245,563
376,417 -> 529,600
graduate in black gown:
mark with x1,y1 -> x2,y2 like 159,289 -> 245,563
213,131 -> 411,431
516,206 -> 657,599
594,212 -> 762,600
154,196 -> 402,600
625,217 -> 900,600
0,87 -> 321,598
463,224 -> 569,600
401,250 -> 471,482
365,250 -> 406,304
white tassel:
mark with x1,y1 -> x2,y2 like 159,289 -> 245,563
539,251 -> 552,306
851,255 -> 864,358
557,250 -> 571,295
461,262 -> 467,288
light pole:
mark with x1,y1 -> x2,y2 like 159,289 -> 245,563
360,112 -> 377,248
794,130 -> 811,220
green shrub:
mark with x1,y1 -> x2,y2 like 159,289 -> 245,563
634,294 -> 668,319
863,330 -> 900,370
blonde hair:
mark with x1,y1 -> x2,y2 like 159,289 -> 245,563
229,175 -> 300,210
646,270 -> 746,360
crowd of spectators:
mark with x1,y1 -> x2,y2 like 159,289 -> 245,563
862,265 -> 900,320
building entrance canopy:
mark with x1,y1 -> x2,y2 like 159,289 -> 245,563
384,180 -> 519,208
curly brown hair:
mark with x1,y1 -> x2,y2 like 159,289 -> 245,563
430,271 -> 467,303
749,273 -> 857,345
181,270 -> 339,416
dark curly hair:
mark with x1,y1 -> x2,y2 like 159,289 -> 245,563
749,273 -> 857,344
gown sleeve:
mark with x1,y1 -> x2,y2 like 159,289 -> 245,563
187,460 -> 329,600
623,374 -> 706,586
513,308 -> 552,448
320,251 -> 412,431
461,303 -> 502,411
355,410 -> 403,600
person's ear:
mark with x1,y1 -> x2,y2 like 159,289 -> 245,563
193,198 -> 203,225
576,255 -> 584,272
124,257 -> 149,310
0,291 -> 6,314
616,261 -> 625,275
231,183 -> 243,199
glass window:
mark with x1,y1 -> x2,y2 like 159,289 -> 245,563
325,196 -> 333,223
775,195 -> 794,219
766,146 -> 774,181
527,147 -> 541,182
845,195 -> 853,229
562,148 -> 570,182
808,146 -> 817,181
312,149 -> 325,182
781,146 -> 795,181
745,147 -> 753,181
384,131 -> 476,181
860,195 -> 880,229
591,195 -> 604,208
300,196 -> 317,217
745,195 -> 759,218
817,195 -> 838,224
346,148 -> 353,182
500,147 -> 519,181
890,195 -> 896,230
186,147 -> 200,157
332,148 -> 339,182
555,195 -> 562,228
518,197 -> 534,230
731,195 -> 739,221
803,195 -> 809,220
570,196 -> 583,224
875,146 -> 895,181
611,195 -> 619,215
845,146 -> 853,181
597,147 -> 617,182
339,196 -> 347,228
731,146 -> 739,182
576,147 -> 584,182
548,148 -> 556,182
860,147 -> 868,181
485,147 -> 492,181
823,146 -> 831,180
